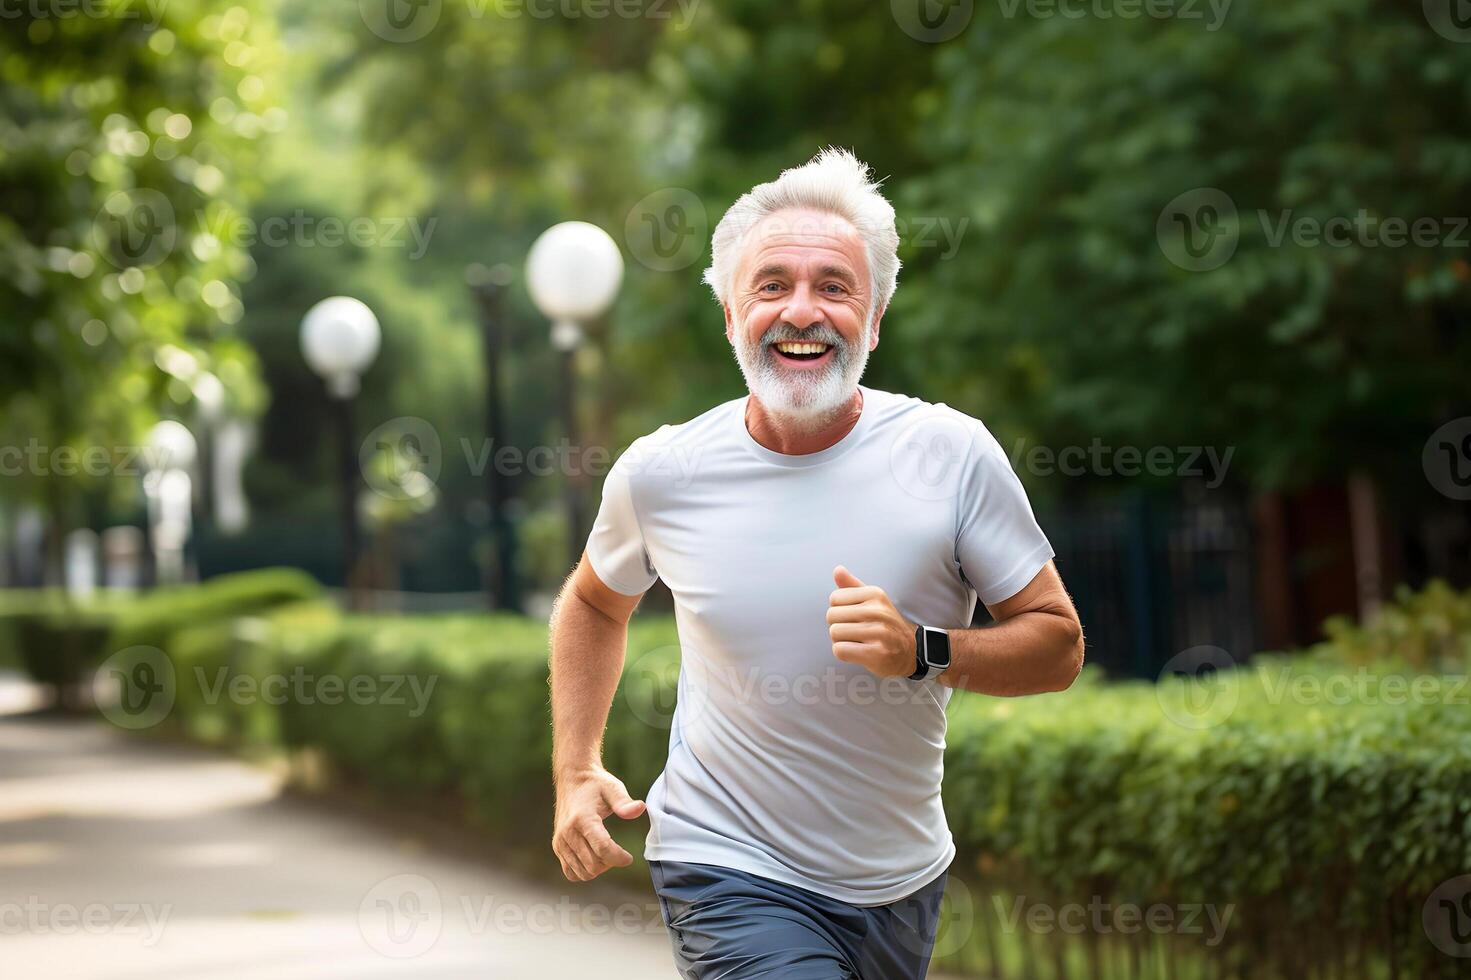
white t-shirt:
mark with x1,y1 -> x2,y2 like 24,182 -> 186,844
585,385 -> 1055,906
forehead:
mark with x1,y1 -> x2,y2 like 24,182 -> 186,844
735,208 -> 868,279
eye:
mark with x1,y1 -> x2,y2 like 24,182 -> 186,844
759,282 -> 783,293
821,283 -> 847,295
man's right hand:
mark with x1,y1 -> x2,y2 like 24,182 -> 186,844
552,768 -> 646,882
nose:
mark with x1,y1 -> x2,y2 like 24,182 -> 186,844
780,281 -> 823,330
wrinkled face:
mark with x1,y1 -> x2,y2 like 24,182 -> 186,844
724,208 -> 883,420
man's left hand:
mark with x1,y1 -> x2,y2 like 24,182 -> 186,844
826,566 -> 917,679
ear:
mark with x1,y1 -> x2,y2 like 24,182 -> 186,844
723,303 -> 735,343
868,302 -> 887,351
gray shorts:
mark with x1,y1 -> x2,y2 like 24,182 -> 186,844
648,859 -> 951,979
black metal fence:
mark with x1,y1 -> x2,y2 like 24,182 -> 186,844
1037,490 -> 1258,679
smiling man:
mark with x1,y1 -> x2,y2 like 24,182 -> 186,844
548,148 -> 1084,979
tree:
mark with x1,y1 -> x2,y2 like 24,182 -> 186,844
0,1 -> 281,546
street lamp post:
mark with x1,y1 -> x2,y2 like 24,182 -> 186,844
525,222 -> 623,571
300,296 -> 381,605
467,263 -> 522,614
143,420 -> 198,586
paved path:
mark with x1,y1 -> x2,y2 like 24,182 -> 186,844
0,673 -> 680,979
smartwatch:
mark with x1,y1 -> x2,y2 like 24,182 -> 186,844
908,625 -> 952,681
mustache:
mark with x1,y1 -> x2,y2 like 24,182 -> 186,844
760,324 -> 849,348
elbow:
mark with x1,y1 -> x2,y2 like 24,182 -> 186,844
1048,618 -> 1086,693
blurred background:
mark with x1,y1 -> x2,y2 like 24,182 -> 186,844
1,1 -> 1469,978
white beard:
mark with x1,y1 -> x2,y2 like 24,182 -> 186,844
732,316 -> 873,424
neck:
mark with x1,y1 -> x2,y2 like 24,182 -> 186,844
744,387 -> 864,455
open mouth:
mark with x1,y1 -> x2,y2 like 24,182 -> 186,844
770,341 -> 834,365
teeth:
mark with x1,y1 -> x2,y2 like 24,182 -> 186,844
773,342 -> 830,355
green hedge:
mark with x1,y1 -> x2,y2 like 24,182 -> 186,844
0,568 -> 323,707
1309,579 -> 1471,673
123,590 -> 1471,980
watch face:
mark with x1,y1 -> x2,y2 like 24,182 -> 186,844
925,628 -> 951,668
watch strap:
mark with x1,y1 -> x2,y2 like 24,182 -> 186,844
909,624 -> 930,681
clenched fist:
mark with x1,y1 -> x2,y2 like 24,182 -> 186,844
825,565 -> 918,679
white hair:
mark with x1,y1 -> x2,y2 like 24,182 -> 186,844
702,147 -> 901,314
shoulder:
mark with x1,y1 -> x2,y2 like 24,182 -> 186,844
863,386 -> 1005,459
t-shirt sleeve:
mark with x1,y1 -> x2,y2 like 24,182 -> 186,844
584,442 -> 659,596
954,421 -> 1055,606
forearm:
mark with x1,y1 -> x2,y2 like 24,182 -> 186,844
548,587 -> 628,786
934,608 -> 1084,696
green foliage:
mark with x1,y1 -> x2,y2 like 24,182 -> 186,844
903,4 -> 1471,491
0,1 -> 281,514
0,567 -> 321,698
138,591 -> 1470,979
336,0 -> 1471,500
1309,579 -> 1471,673
109,566 -> 322,651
